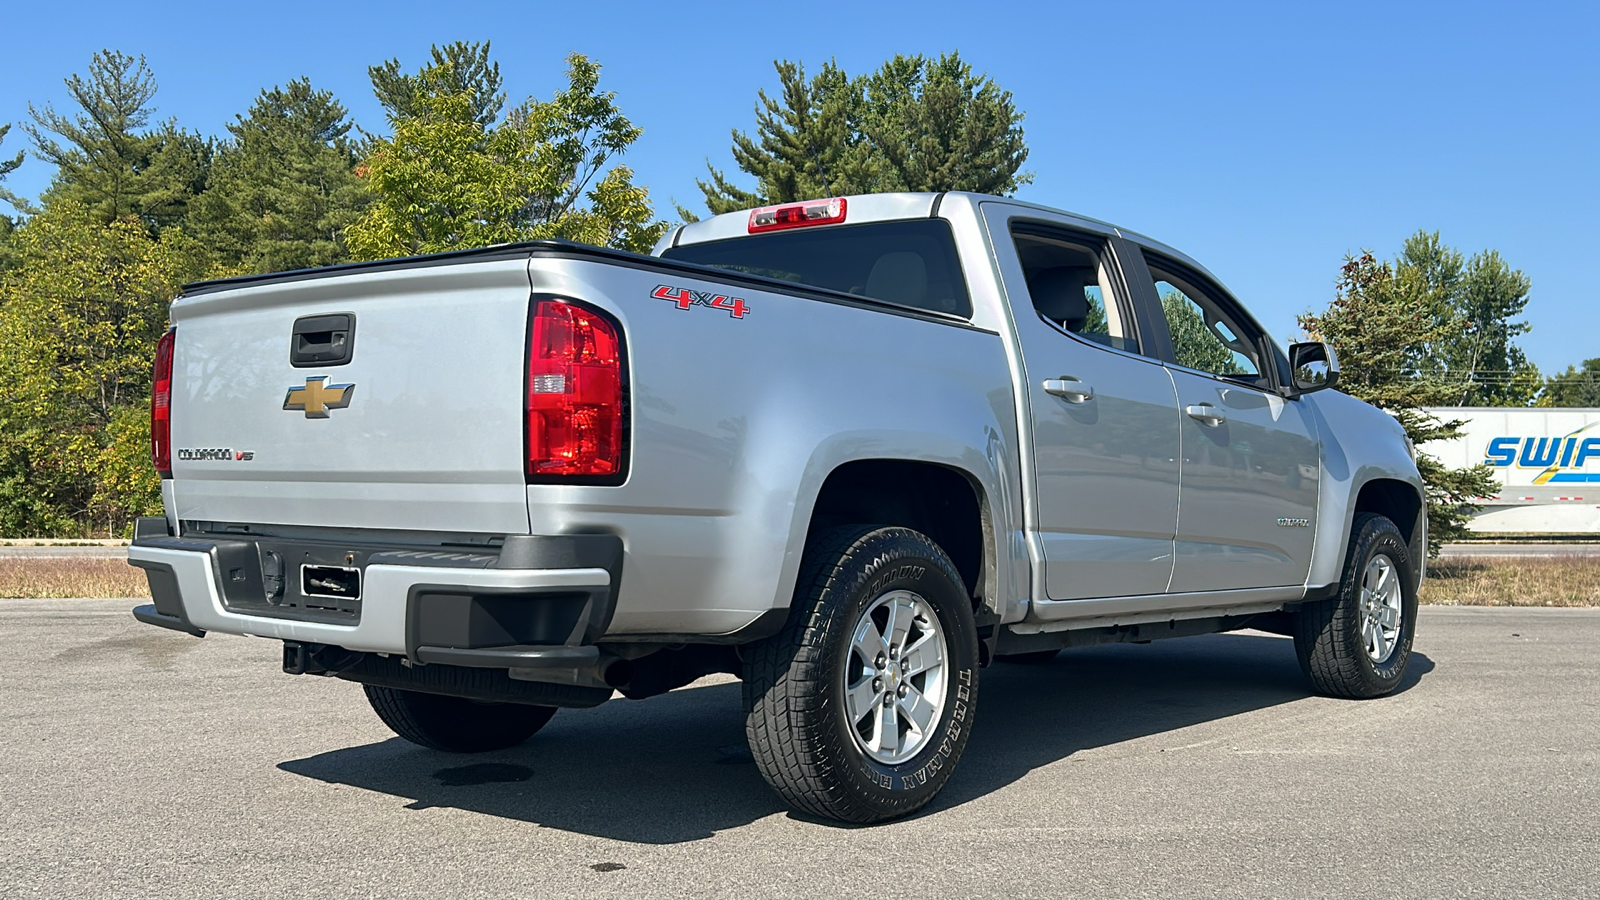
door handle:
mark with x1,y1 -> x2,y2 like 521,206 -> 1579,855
1043,377 -> 1094,403
1185,404 -> 1226,426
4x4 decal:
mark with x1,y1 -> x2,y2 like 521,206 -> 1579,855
652,284 -> 749,319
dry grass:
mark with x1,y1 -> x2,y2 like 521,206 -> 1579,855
1421,555 -> 1600,607
0,555 -> 1595,607
0,558 -> 149,599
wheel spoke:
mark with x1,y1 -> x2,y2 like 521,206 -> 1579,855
1379,603 -> 1401,630
876,699 -> 900,755
852,617 -> 886,663
901,629 -> 943,677
886,597 -> 915,650
899,685 -> 937,737
846,677 -> 880,727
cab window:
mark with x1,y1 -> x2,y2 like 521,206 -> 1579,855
1012,229 -> 1138,353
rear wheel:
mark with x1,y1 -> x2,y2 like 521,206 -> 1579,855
743,525 -> 980,823
364,686 -> 557,752
1294,512 -> 1417,698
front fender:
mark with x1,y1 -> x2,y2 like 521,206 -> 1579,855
1305,390 -> 1427,590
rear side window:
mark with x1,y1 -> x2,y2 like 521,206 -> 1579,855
662,220 -> 971,317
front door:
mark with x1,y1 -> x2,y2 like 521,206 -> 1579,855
1137,254 -> 1321,591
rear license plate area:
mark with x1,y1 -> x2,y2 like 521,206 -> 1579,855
301,564 -> 361,606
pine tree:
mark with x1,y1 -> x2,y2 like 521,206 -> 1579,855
24,50 -> 208,232
0,123 -> 24,248
1540,359 -> 1600,407
699,53 -> 1030,214
189,79 -> 369,274
369,41 -> 505,129
1299,251 -> 1501,557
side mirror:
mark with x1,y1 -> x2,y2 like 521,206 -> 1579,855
1288,341 -> 1340,394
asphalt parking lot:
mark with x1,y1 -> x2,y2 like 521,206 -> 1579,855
2,600 -> 1595,899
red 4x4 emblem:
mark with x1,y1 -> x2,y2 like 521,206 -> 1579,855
652,284 -> 749,319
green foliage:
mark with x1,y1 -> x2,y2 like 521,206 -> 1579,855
0,123 -> 23,259
1539,358 -> 1600,407
1397,232 -> 1538,406
700,53 -> 1030,214
25,50 -> 210,233
0,123 -> 23,209
0,204 -> 196,535
370,41 -> 505,129
347,49 -> 666,259
188,79 -> 369,274
1163,291 -> 1240,374
1299,249 -> 1502,557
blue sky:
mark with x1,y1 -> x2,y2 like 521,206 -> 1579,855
3,1 -> 1595,372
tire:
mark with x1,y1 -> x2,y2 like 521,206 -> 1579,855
997,649 -> 1059,665
363,686 -> 557,752
743,525 -> 981,824
1294,512 -> 1418,698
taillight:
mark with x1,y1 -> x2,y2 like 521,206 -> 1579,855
748,197 -> 848,233
526,299 -> 624,479
151,329 -> 175,476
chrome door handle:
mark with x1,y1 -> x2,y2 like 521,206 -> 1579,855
1185,404 -> 1226,426
1043,377 -> 1094,403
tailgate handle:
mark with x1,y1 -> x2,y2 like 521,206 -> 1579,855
291,313 -> 356,368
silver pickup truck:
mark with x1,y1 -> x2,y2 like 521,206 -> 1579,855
131,191 -> 1425,823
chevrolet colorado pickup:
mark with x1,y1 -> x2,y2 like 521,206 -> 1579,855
131,192 -> 1425,823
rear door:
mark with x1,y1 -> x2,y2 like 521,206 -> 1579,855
1126,248 -> 1321,591
984,207 -> 1180,600
167,259 -> 535,535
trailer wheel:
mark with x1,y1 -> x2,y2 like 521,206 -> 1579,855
743,525 -> 980,823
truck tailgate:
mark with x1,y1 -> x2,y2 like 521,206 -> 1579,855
167,259 -> 533,534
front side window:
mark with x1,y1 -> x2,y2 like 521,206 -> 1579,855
1141,261 -> 1266,385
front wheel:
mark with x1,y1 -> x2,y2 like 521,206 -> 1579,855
1294,512 -> 1418,698
364,686 -> 557,752
743,525 -> 980,823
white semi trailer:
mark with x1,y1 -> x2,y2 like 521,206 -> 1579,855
1424,407 -> 1600,534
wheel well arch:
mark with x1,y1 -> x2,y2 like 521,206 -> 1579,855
1353,478 -> 1424,548
806,459 -> 990,609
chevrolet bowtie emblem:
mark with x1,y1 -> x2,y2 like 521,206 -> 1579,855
283,376 -> 355,418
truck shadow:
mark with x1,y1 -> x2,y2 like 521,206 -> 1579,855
277,632 -> 1434,844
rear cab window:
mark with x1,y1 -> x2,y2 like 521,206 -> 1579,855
661,219 -> 972,318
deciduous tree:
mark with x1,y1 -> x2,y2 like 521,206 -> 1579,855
1398,232 -> 1537,406
347,49 -> 665,259
0,204 -> 197,535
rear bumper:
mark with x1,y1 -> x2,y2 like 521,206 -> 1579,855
127,520 -> 620,668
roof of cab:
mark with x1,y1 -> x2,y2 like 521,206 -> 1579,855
662,191 -> 1219,288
